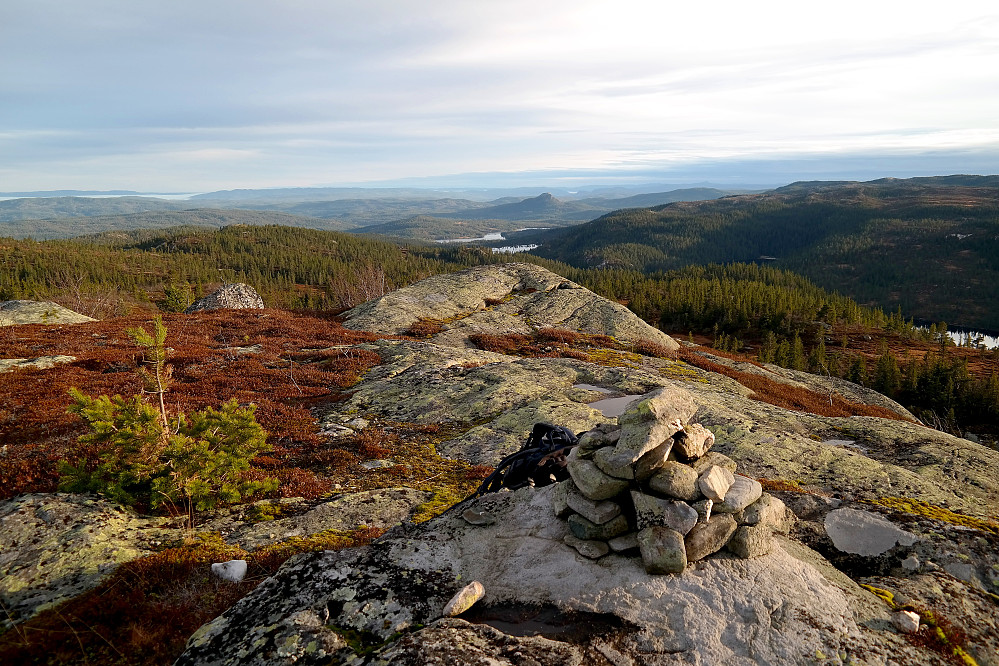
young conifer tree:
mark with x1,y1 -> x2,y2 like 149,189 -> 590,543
62,317 -> 277,524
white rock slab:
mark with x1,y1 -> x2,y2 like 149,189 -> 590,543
824,508 -> 917,556
211,559 -> 248,583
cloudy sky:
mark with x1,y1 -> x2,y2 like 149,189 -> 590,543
2,1 -> 998,192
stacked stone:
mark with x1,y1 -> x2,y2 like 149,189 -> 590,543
552,386 -> 791,574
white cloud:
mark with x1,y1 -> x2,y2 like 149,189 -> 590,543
0,0 -> 997,189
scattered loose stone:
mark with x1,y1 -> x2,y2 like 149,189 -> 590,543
672,423 -> 716,461
567,450 -> 629,500
461,509 -> 496,526
901,554 -> 921,572
631,491 -> 698,535
648,461 -> 700,501
892,610 -> 920,634
564,534 -> 611,559
211,560 -> 248,583
727,524 -> 774,559
608,532 -> 639,553
568,513 -> 630,541
565,490 -> 622,525
685,514 -> 738,563
637,526 -> 687,574
442,581 -> 485,617
713,475 -> 763,514
697,465 -> 735,502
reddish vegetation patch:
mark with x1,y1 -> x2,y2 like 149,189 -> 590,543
677,349 -> 911,421
0,310 -> 384,501
405,317 -> 444,338
0,528 -> 383,666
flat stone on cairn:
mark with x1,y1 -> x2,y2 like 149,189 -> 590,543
552,386 -> 784,575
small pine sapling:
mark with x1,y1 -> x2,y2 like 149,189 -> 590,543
61,317 -> 278,524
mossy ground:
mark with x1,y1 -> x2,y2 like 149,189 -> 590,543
865,497 -> 999,535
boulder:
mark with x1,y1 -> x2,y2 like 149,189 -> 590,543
690,451 -> 738,475
0,355 -> 76,373
567,513 -> 629,541
211,560 -> 248,583
442,581 -> 485,617
564,488 -> 622,525
0,494 -> 171,627
672,423 -> 716,461
563,534 -> 610,559
738,493 -> 793,533
184,283 -> 264,313
633,437 -> 673,481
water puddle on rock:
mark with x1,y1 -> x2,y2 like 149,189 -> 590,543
588,395 -> 641,417
822,439 -> 869,454
462,603 -> 633,643
572,384 -> 641,417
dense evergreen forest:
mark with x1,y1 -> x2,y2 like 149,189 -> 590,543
2,222 -> 996,438
526,176 -> 999,330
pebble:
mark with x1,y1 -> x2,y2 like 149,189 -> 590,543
892,610 -> 920,634
442,581 -> 485,617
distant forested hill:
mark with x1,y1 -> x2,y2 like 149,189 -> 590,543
528,176 -> 999,329
0,196 -> 188,223
0,209 -> 357,240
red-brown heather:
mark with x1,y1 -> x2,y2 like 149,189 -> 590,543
0,309 -> 383,501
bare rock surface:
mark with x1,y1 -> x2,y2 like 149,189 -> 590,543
201,488 -> 431,549
176,485 -> 933,666
342,263 -> 679,350
0,494 -> 172,628
0,355 -> 76,373
324,339 -> 667,464
0,300 -> 94,326
184,283 -> 264,313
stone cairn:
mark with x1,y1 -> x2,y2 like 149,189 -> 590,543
553,387 -> 790,574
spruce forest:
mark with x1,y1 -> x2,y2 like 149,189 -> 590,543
2,214 -> 997,442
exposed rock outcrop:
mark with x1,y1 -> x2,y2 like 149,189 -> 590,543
185,283 -> 265,313
0,355 -> 76,373
175,484 -> 931,666
0,300 -> 94,326
0,494 -> 172,628
342,263 -> 680,351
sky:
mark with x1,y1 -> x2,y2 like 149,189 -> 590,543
2,0 -> 998,192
